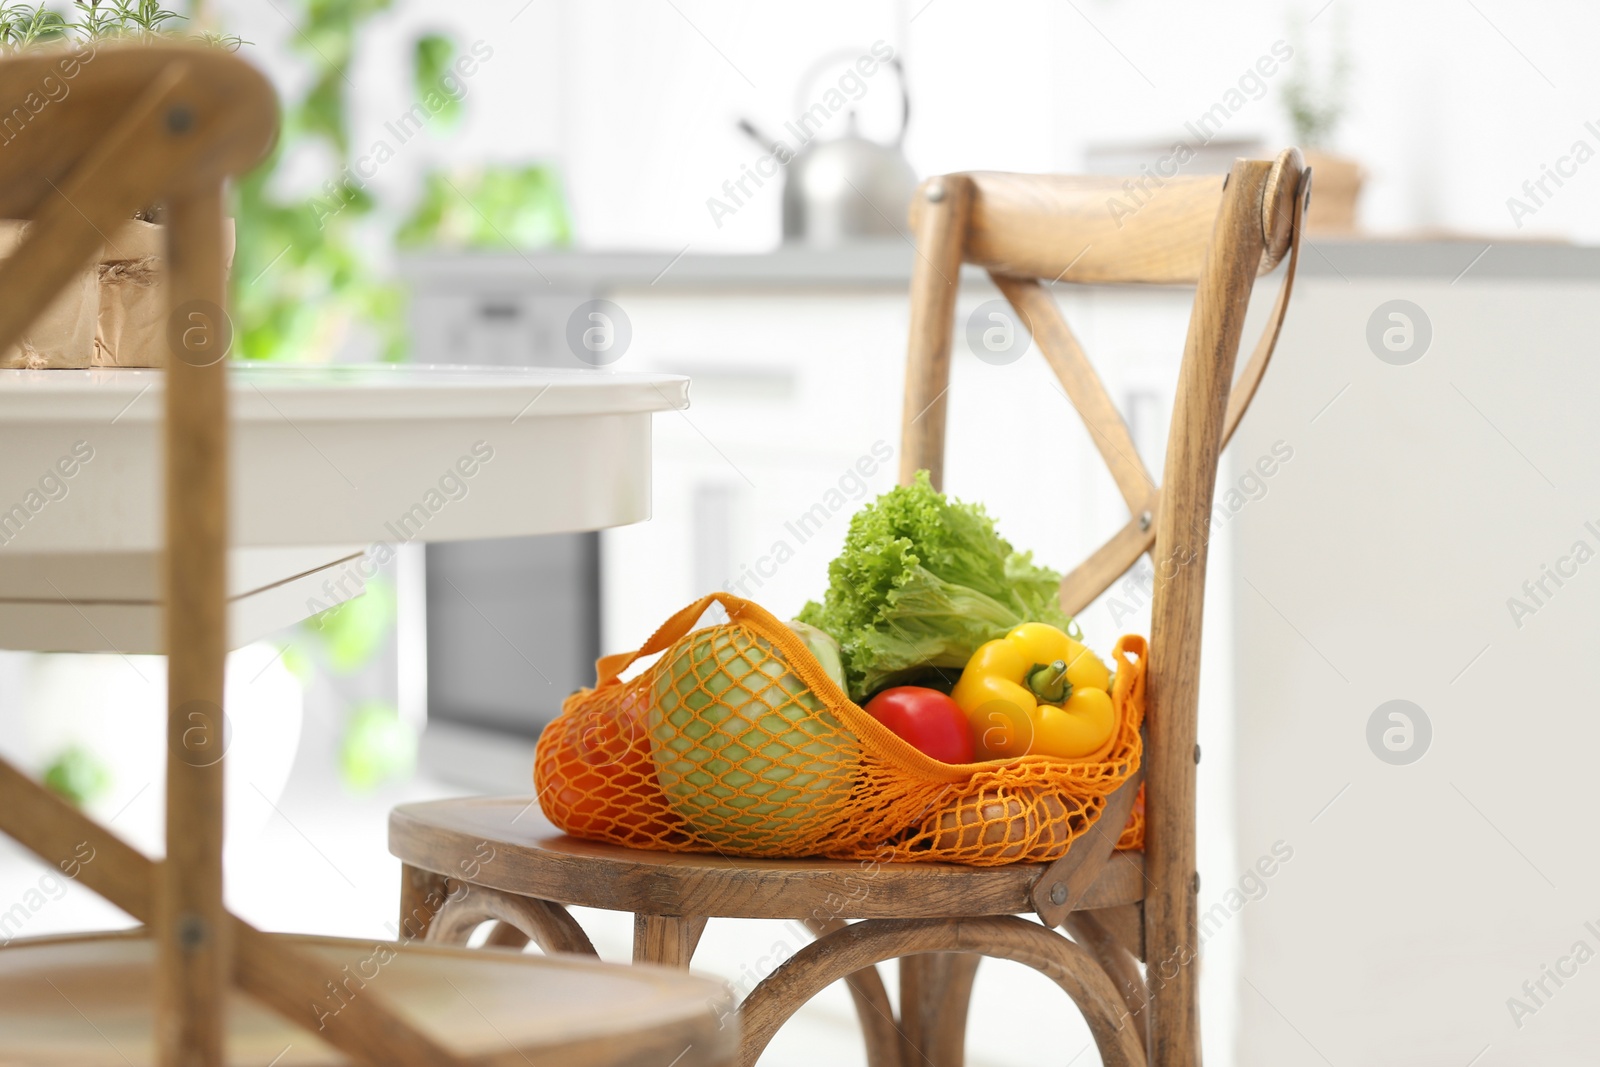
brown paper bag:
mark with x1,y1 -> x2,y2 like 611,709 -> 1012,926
0,220 -> 98,369
95,218 -> 237,368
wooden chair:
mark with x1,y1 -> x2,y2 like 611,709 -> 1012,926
390,149 -> 1311,1066
0,44 -> 735,1067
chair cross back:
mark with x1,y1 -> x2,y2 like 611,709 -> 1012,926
901,155 -> 1306,613
895,150 -> 1309,1064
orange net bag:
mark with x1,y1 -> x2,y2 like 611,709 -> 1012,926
535,593 -> 1145,866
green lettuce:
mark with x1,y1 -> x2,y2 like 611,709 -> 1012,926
797,471 -> 1075,701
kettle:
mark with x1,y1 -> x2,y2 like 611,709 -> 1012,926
740,50 -> 917,246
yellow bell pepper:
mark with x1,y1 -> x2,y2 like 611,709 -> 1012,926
950,622 -> 1116,761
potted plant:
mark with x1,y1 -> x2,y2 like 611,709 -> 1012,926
0,1 -> 244,369
1280,13 -> 1361,233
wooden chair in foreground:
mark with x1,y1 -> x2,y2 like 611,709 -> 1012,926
390,150 -> 1311,1066
0,45 -> 734,1067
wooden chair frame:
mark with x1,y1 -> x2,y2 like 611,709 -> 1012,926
892,153 -> 1308,1064
390,150 -> 1309,1067
0,46 -> 310,1067
0,45 -> 523,1067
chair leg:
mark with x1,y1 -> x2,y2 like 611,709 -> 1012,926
1067,910 -> 1148,1052
738,917 -> 1145,1067
423,881 -> 599,956
484,922 -> 532,951
899,953 -> 981,1067
397,863 -> 450,941
806,919 -> 904,1067
632,914 -> 708,968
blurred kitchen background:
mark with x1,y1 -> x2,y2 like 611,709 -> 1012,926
2,1 -> 1599,1064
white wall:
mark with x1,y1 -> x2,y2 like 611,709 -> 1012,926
222,0 -> 1600,251
1230,268 -> 1600,1067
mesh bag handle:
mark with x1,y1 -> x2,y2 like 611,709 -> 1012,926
593,592 -> 799,689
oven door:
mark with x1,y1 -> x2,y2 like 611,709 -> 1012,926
422,533 -> 600,781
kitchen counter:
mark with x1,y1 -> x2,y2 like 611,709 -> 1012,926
400,236 -> 1595,294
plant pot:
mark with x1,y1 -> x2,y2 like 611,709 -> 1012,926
1302,150 -> 1364,234
0,220 -> 98,369
95,218 -> 237,368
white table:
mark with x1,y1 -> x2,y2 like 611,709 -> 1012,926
0,364 -> 689,652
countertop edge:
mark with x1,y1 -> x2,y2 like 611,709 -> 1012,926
398,238 -> 1600,290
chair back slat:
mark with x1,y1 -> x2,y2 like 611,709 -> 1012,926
910,170 -> 1297,286
1057,512 -> 1159,617
1144,155 -> 1292,1063
967,171 -> 1218,283
992,274 -> 1156,513
0,47 -> 275,218
896,173 -> 974,487
0,63 -> 192,359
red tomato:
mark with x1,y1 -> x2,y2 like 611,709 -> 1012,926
863,686 -> 975,764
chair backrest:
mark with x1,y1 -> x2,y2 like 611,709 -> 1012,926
897,150 -> 1308,1063
0,43 -> 276,1064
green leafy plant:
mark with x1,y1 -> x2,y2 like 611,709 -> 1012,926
0,4 -> 66,50
229,0 -> 410,362
42,744 -> 111,807
301,576 -> 396,675
397,36 -> 577,251
397,165 -> 571,250
232,14 -> 572,362
339,700 -> 415,791
85,0 -> 184,40
1280,10 -> 1351,149
294,577 -> 414,791
412,32 -> 461,129
0,1 -> 244,53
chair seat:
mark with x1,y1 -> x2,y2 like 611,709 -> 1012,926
390,795 -> 1145,921
0,929 -> 735,1066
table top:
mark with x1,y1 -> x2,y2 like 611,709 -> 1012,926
0,363 -> 690,553
0,363 -> 691,422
